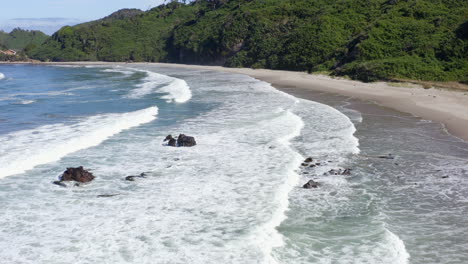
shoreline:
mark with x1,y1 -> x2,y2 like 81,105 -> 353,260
150,62 -> 468,142
3,61 -> 468,141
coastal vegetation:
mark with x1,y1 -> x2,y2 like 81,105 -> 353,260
28,0 -> 467,83
0,28 -> 48,61
0,28 -> 48,51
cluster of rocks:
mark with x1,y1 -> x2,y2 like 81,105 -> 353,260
300,157 -> 353,189
164,134 -> 196,147
52,133 -> 196,189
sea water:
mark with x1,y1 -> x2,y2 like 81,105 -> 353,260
0,64 -> 466,264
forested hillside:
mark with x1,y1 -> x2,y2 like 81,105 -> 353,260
0,28 -> 48,51
29,0 -> 468,82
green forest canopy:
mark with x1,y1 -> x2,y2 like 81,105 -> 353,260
0,28 -> 48,51
29,0 -> 468,83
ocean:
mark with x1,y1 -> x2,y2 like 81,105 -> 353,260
0,64 -> 467,264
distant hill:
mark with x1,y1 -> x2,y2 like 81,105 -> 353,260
29,0 -> 468,83
0,28 -> 48,51
0,18 -> 82,35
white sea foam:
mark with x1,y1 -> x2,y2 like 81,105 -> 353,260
0,72 -> 5,80
384,229 -> 411,264
0,106 -> 158,178
0,68 -> 376,264
251,110 -> 305,264
101,68 -> 135,75
11,100 -> 35,105
127,70 -> 192,103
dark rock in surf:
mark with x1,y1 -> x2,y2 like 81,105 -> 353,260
303,180 -> 320,189
59,166 -> 95,183
125,176 -> 137,181
326,168 -> 352,176
177,134 -> 197,147
125,172 -> 147,181
304,157 -> 313,163
164,135 -> 177,147
377,154 -> 394,159
164,134 -> 196,147
97,194 -> 120,198
342,168 -> 352,175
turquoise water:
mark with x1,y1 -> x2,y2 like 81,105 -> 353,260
0,64 -> 467,263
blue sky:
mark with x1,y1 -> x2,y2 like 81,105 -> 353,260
2,0 -> 166,21
0,0 -> 168,34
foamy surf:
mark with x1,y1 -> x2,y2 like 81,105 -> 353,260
127,70 -> 192,103
250,110 -> 305,264
0,106 -> 158,178
0,72 -> 5,80
101,68 -> 135,75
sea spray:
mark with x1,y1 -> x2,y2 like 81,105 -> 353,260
0,72 -> 5,80
0,106 -> 158,178
127,69 -> 192,103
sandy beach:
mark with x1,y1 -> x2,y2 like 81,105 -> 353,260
9,61 -> 468,141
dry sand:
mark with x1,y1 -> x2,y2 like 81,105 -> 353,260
14,61 -> 468,141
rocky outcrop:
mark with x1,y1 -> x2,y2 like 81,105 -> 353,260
164,134 -> 196,147
164,135 -> 177,146
177,134 -> 196,147
303,180 -> 320,189
60,166 -> 95,183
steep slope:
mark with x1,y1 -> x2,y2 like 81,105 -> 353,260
29,0 -> 468,82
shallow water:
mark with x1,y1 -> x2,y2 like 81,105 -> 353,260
0,64 -> 466,264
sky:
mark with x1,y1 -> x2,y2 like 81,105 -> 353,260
2,0 -> 167,21
0,0 -> 167,34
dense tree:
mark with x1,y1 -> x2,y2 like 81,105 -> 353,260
29,0 -> 468,82
0,28 -> 48,51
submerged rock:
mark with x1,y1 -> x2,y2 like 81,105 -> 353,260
325,168 -> 352,176
303,180 -> 320,189
59,166 -> 95,183
125,172 -> 147,181
97,194 -> 120,198
377,154 -> 395,159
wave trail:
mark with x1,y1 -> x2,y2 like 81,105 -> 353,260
0,106 -> 158,178
127,70 -> 192,103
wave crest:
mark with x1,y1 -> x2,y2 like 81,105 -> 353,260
0,106 -> 158,178
128,70 -> 192,103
